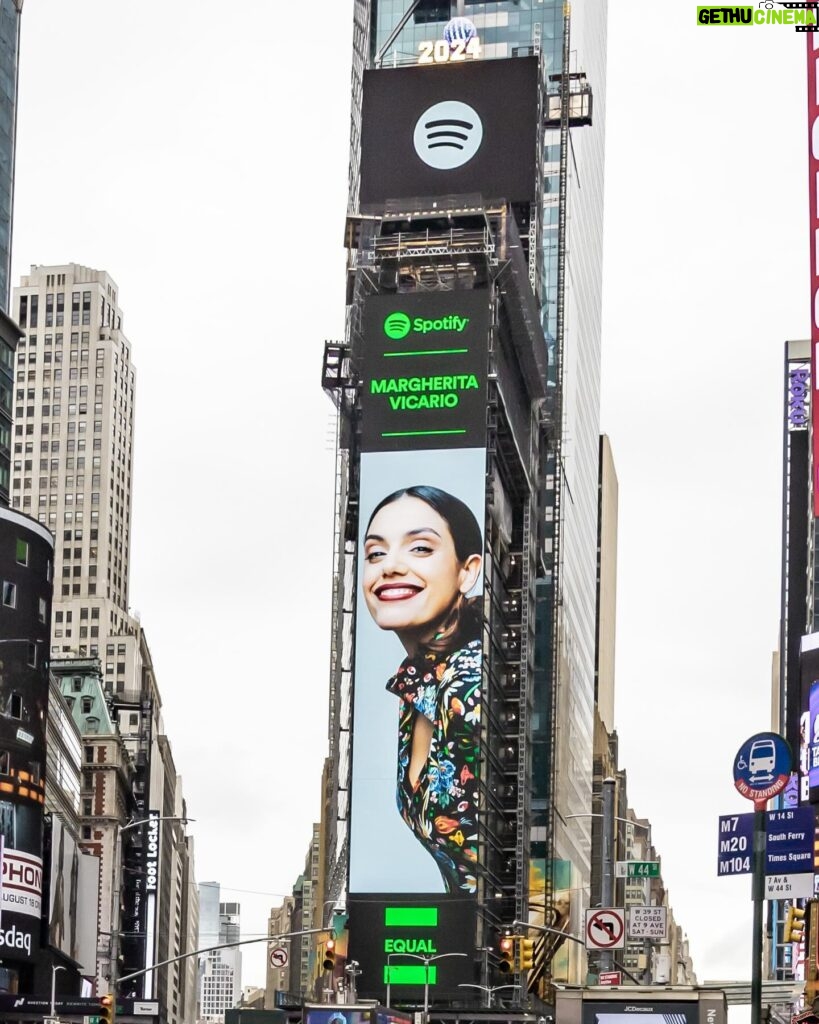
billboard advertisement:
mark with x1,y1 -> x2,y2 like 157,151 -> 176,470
347,291 -> 488,996
800,634 -> 819,804
47,815 -> 99,974
360,57 -> 539,207
806,32 -> 819,513
0,515 -> 53,963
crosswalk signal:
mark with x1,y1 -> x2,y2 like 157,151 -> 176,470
99,995 -> 115,1024
499,935 -> 516,973
785,906 -> 806,943
322,938 -> 336,971
519,937 -> 535,971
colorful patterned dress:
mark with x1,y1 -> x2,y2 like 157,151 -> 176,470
386,638 -> 481,893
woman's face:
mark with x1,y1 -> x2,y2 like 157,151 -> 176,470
363,495 -> 481,648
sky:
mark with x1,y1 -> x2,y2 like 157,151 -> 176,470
9,0 -> 810,998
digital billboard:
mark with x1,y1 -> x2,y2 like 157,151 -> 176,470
805,33 -> 819,514
800,634 -> 819,804
348,291 -> 488,996
47,815 -> 99,974
0,514 -> 54,963
360,57 -> 539,207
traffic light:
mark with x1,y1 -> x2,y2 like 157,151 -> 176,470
99,995 -> 115,1024
785,906 -> 806,943
499,935 -> 516,973
519,937 -> 535,971
322,938 -> 336,971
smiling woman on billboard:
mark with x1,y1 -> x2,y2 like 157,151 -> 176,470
361,485 -> 482,894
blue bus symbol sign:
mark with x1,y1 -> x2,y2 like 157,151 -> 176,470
733,732 -> 793,810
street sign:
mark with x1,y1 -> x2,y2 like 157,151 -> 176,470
717,812 -> 754,875
585,908 -> 625,950
598,970 -> 622,986
733,732 -> 794,809
615,860 -> 660,878
269,946 -> 289,968
627,905 -> 667,940
766,807 -> 814,875
765,873 -> 815,900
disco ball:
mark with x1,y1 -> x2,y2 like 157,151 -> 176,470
443,17 -> 477,45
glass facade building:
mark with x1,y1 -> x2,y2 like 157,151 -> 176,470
0,0 -> 22,508
0,0 -> 20,314
334,0 -> 608,986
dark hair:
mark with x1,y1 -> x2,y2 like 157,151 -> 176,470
366,485 -> 483,653
367,485 -> 482,560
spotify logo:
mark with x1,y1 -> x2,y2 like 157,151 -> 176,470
384,312 -> 412,339
383,312 -> 470,338
413,100 -> 483,170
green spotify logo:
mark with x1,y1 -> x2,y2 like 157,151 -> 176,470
384,312 -> 412,340
383,311 -> 470,339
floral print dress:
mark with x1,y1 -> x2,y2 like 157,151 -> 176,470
386,638 -> 481,894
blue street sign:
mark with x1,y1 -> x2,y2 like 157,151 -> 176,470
718,812 -> 754,875
765,807 -> 814,875
733,732 -> 794,808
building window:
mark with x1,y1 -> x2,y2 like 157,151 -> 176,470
81,696 -> 92,713
83,745 -> 93,762
82,798 -> 92,816
9,693 -> 22,718
2,582 -> 16,608
27,643 -> 36,668
15,539 -> 28,565
37,598 -> 46,624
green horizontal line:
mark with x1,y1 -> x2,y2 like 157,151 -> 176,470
383,965 -> 438,985
385,907 -> 438,927
381,429 -> 467,438
382,348 -> 469,357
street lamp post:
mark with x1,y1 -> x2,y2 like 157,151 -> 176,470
386,951 -> 467,1024
457,983 -> 517,1008
49,964 -> 66,1019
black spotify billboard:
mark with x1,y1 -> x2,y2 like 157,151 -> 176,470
359,57 -> 539,207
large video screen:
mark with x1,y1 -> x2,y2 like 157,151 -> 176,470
347,291 -> 488,997
360,57 -> 539,207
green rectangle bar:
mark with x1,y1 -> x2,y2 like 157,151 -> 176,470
384,907 -> 439,927
383,965 -> 438,985
628,861 -> 660,877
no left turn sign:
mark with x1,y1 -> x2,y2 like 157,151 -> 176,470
585,908 -> 625,950
269,946 -> 289,968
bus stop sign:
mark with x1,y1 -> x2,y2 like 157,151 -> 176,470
733,732 -> 793,810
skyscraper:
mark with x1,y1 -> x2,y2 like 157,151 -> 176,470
0,0 -> 22,313
198,883 -> 242,1024
11,263 -> 136,663
0,0 -> 24,505
325,0 -> 608,997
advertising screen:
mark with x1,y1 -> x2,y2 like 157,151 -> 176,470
348,291 -> 488,996
360,57 -> 539,207
47,816 -> 99,974
800,634 -> 819,803
582,1002 -> 700,1024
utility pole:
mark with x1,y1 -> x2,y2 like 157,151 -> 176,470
600,776 -> 616,973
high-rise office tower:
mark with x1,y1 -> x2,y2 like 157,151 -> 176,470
0,1 -> 24,505
0,0 -> 22,311
11,263 -> 136,660
197,883 -> 242,1024
324,0 -> 607,998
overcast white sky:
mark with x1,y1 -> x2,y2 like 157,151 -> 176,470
10,0 -> 809,996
